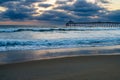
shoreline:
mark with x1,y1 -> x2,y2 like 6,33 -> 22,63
1,54 -> 120,66
1,46 -> 120,80
1,45 -> 120,65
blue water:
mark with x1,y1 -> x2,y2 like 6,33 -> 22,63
0,25 -> 120,51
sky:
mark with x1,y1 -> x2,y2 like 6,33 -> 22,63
0,0 -> 120,25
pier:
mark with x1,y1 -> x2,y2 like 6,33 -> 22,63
66,20 -> 120,27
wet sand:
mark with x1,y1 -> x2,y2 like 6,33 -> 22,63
1,45 -> 120,64
0,54 -> 120,80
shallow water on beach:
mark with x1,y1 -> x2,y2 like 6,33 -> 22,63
0,25 -> 120,51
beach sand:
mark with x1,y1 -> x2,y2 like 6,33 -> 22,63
0,54 -> 120,80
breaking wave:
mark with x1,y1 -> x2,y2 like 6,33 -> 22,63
0,26 -> 120,51
0,37 -> 120,51
0,27 -> 120,32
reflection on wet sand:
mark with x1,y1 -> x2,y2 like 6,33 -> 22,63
1,45 -> 120,65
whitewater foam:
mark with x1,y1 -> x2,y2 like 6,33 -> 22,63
0,27 -> 119,32
0,37 -> 120,51
0,26 -> 120,51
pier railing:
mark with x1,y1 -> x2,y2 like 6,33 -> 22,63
66,22 -> 120,27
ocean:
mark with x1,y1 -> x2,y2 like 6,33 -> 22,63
1,25 -> 120,64
0,25 -> 120,51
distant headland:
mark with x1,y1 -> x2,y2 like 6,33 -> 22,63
66,20 -> 120,27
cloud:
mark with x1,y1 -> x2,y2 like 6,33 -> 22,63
37,0 -> 106,22
99,0 -> 110,3
38,4 -> 52,8
0,0 -> 17,4
1,10 -> 29,20
0,0 -> 36,20
104,10 -> 120,21
0,0 -> 119,25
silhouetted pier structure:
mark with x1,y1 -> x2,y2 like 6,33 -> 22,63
66,20 -> 120,27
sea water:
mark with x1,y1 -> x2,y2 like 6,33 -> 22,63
0,25 -> 120,51
1,25 -> 120,64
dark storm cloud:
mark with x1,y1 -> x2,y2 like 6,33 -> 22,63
0,0 -> 18,4
56,0 -> 73,4
0,0 -> 46,3
36,10 -> 74,21
38,0 -> 120,22
0,0 -> 35,20
1,10 -> 29,20
37,0 -> 106,22
0,0 -> 120,24
71,0 -> 105,16
39,4 -> 52,8
105,10 -> 120,21
99,0 -> 110,3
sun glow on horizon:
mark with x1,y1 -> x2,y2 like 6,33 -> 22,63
0,6 -> 7,12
